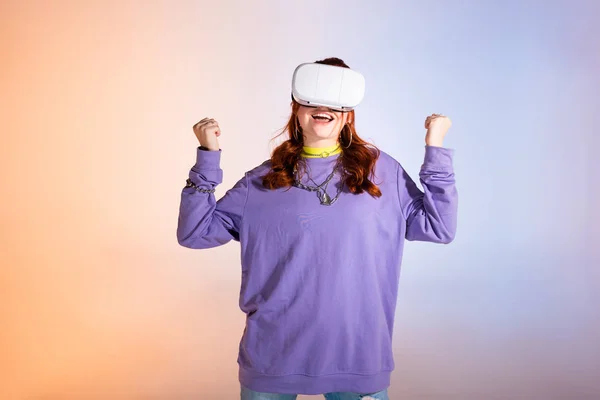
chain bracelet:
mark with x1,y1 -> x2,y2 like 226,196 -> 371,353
185,178 -> 216,193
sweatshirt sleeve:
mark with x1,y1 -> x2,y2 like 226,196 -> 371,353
397,145 -> 458,244
177,147 -> 248,249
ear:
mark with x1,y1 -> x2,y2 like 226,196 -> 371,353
345,112 -> 354,125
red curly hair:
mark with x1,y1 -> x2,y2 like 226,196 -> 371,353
261,57 -> 382,197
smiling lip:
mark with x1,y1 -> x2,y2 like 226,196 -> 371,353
311,112 -> 334,122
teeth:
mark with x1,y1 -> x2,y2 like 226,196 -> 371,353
313,113 -> 333,121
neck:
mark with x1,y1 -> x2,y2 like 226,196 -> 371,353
303,138 -> 339,148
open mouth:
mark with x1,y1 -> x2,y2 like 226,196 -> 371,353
311,113 -> 334,123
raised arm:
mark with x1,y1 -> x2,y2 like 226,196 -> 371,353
397,145 -> 458,243
177,146 -> 248,249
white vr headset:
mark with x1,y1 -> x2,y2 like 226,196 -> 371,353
291,62 -> 365,112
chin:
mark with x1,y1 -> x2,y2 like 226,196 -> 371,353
309,126 -> 336,136
305,132 -> 336,141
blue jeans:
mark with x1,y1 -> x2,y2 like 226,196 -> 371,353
240,385 -> 390,399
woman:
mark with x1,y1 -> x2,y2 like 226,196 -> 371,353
177,57 -> 458,400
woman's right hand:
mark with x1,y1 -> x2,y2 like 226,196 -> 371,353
193,118 -> 221,150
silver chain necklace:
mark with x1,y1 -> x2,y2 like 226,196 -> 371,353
293,156 -> 345,206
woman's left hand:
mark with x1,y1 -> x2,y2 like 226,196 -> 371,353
424,113 -> 452,147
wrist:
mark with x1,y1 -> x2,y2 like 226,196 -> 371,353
199,145 -> 219,151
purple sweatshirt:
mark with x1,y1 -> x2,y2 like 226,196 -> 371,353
177,145 -> 458,395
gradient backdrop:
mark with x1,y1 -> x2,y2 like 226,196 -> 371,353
1,1 -> 599,399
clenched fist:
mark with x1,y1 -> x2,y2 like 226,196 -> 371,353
424,113 -> 451,147
193,118 -> 221,151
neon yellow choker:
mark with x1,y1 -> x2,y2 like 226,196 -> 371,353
301,143 -> 342,158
